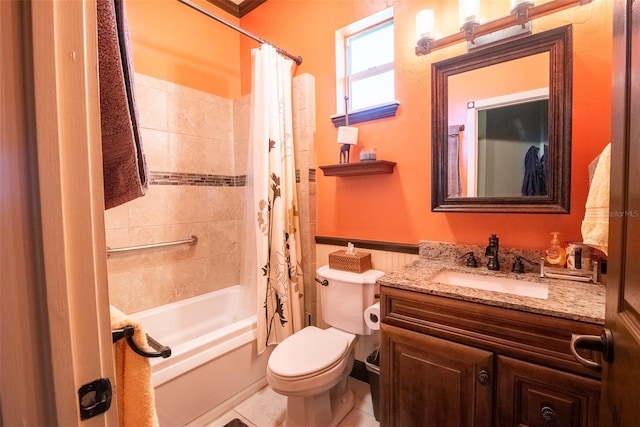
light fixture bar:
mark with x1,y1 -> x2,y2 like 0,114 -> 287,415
416,0 -> 592,56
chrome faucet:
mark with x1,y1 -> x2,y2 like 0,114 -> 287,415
485,234 -> 500,271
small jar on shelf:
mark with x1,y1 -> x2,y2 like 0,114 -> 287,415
359,148 -> 377,162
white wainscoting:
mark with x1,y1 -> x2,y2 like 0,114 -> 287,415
315,243 -> 418,362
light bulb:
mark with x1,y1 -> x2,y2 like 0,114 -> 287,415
459,0 -> 480,27
511,0 -> 535,10
416,9 -> 435,41
510,0 -> 536,13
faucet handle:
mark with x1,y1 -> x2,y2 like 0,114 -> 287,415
459,251 -> 479,268
512,256 -> 525,274
511,255 -> 539,274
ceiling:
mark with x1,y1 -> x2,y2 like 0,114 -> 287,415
207,0 -> 267,17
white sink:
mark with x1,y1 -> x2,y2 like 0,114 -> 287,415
431,270 -> 549,300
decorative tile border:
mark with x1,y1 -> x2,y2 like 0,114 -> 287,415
295,168 -> 317,184
149,171 -> 245,187
150,169 -> 315,187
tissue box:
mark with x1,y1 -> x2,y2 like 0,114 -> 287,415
329,250 -> 371,273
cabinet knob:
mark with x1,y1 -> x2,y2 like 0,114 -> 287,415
477,370 -> 490,386
540,406 -> 556,423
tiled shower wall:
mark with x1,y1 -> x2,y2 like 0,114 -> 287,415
293,74 -> 318,328
105,73 -> 317,317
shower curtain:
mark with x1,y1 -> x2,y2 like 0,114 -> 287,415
246,44 -> 303,355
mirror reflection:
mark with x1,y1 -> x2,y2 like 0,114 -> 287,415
431,25 -> 572,213
448,53 -> 549,198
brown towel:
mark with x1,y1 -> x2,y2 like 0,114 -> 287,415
110,305 -> 159,427
97,0 -> 148,209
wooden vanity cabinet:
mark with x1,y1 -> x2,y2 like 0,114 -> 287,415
496,356 -> 601,427
380,285 -> 602,427
384,323 -> 494,427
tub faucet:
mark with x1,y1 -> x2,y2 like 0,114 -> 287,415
485,234 -> 500,271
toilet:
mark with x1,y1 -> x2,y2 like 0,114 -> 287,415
267,265 -> 384,427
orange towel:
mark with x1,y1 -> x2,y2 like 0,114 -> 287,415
110,305 -> 159,427
97,0 -> 148,209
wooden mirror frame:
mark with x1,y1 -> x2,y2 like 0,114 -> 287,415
431,25 -> 572,213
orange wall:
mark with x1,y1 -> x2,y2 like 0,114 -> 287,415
125,0 -> 613,250
126,0 -> 242,98
240,0 -> 613,249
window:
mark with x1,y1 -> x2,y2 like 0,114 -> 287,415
333,8 -> 398,126
346,20 -> 394,111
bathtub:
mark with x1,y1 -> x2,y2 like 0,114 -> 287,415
133,286 -> 272,426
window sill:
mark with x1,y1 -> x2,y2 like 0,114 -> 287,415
330,101 -> 400,127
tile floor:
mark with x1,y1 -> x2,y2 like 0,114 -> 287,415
205,377 -> 380,427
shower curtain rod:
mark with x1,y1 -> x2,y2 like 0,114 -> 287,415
178,0 -> 303,65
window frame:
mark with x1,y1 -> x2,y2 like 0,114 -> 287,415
333,8 -> 399,127
345,18 -> 395,111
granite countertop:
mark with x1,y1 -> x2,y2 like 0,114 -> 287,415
377,241 -> 607,325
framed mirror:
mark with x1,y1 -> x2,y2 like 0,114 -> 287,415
431,25 -> 572,213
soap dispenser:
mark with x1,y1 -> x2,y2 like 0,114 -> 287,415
545,232 -> 567,267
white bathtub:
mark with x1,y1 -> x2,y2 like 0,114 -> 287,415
133,286 -> 272,426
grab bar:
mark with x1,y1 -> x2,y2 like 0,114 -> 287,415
107,235 -> 198,256
112,326 -> 172,358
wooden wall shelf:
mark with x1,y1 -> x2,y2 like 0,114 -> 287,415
319,160 -> 396,176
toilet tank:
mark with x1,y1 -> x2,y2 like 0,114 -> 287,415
317,265 -> 385,335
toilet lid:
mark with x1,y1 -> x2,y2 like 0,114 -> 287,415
269,326 -> 350,378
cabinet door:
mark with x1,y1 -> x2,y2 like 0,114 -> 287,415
496,356 -> 600,427
381,323 -> 494,427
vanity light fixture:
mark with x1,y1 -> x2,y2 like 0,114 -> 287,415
459,0 -> 480,42
511,0 -> 535,25
415,9 -> 435,55
415,0 -> 593,56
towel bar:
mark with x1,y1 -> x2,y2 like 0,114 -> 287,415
539,257 -> 599,283
112,326 -> 172,358
107,235 -> 197,256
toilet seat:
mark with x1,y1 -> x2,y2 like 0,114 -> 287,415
268,326 -> 352,379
